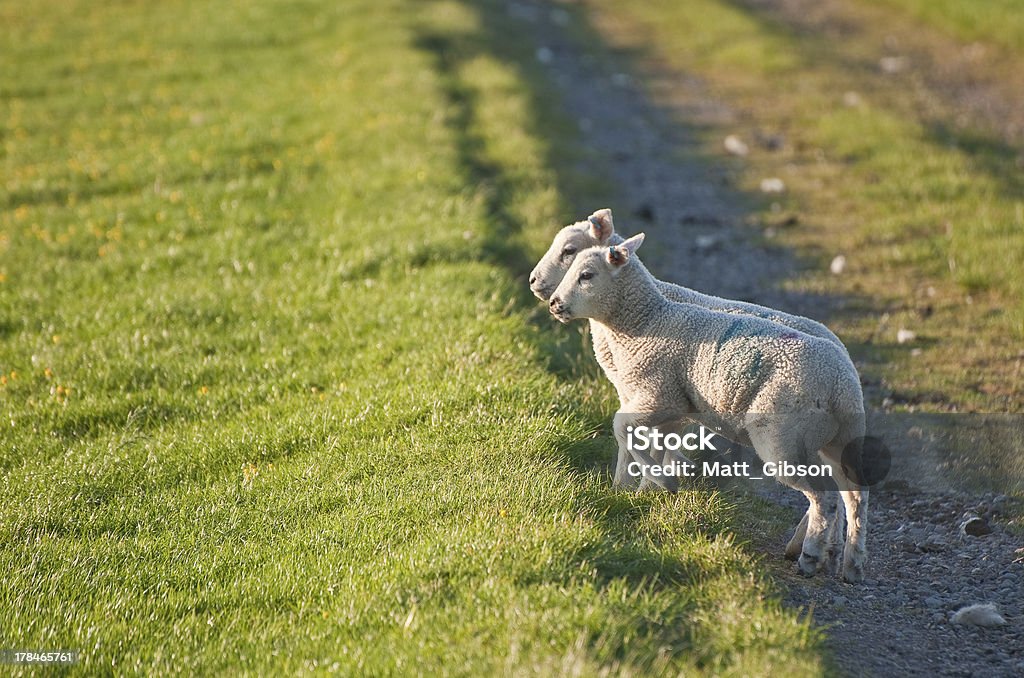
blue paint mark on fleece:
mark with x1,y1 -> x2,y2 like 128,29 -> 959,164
746,350 -> 764,380
719,319 -> 744,345
716,319 -> 771,350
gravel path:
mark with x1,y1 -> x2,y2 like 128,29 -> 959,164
507,3 -> 1024,674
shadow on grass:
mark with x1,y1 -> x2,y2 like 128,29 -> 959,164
412,29 -> 539,283
922,121 -> 1024,203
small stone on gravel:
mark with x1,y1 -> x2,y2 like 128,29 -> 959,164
961,515 -> 993,536
896,328 -> 916,344
694,235 -> 719,250
724,134 -> 749,156
951,603 -> 1007,627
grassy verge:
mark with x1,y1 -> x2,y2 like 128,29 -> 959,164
580,0 -> 1024,412
866,0 -> 1024,53
0,0 -> 824,673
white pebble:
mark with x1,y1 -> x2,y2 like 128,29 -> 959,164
695,235 -> 718,250
830,255 -> 847,275
724,135 -> 749,157
896,329 -> 916,344
760,177 -> 786,193
951,603 -> 1006,627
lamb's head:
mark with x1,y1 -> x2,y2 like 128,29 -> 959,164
529,208 -> 616,301
548,232 -> 645,324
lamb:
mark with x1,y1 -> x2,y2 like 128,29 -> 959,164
547,233 -> 869,583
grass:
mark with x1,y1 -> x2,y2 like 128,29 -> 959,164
580,0 -> 1024,412
0,0 -> 826,674
867,0 -> 1024,53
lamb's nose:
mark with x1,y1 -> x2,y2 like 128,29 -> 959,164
549,296 -> 560,308
529,273 -> 538,286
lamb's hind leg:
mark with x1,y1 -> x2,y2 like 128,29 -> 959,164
750,423 -> 830,576
786,496 -> 845,572
821,442 -> 869,583
794,489 -> 832,576
823,491 -> 846,575
835,474 -> 868,583
841,489 -> 867,582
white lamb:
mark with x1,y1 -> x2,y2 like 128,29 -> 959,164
530,208 -> 852,549
547,233 -> 869,583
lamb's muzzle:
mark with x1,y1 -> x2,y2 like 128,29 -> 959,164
548,295 -> 571,323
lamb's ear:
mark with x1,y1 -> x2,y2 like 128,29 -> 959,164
587,208 -> 614,243
606,233 -> 645,267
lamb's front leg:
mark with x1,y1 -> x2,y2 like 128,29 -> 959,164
612,411 -> 683,493
636,417 -> 694,492
785,511 -> 809,561
594,323 -> 637,488
612,411 -> 642,490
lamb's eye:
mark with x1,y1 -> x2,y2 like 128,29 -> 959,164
579,270 -> 594,282
561,246 -> 577,258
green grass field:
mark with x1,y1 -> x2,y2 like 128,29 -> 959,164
0,0 -> 825,673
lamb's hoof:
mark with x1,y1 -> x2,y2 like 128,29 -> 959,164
841,561 -> 865,584
797,552 -> 820,577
